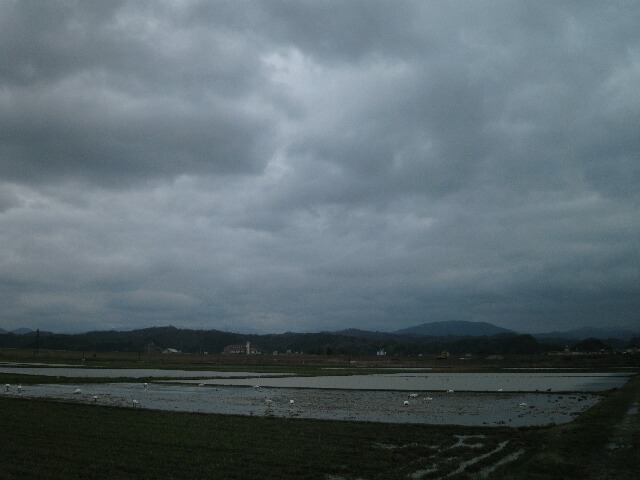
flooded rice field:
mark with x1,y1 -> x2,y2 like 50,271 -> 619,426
176,372 -> 631,392
5,372 -> 632,427
3,368 -> 632,426
6,382 -> 601,426
0,365 -> 286,378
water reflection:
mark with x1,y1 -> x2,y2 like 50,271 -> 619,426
0,366 -> 287,378
7,382 -> 602,427
175,372 -> 631,392
3,370 -> 631,426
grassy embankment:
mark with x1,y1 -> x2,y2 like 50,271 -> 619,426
0,371 -> 637,479
492,373 -> 639,480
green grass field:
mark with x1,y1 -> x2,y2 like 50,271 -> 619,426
0,356 -> 637,479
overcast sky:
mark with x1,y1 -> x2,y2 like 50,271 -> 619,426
1,1 -> 639,334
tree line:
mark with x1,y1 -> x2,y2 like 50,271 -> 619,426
1,325 -> 628,356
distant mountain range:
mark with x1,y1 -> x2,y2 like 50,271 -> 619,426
394,321 -> 515,337
0,328 -> 33,335
0,322 -> 637,356
1,322 -> 638,340
390,321 -> 638,341
533,326 -> 639,341
393,321 -> 639,341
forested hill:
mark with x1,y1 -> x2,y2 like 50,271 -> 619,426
2,324 -> 635,356
0,325 -> 560,356
394,320 -> 515,337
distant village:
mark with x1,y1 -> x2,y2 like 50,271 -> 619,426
145,340 -> 304,356
220,341 -> 309,356
144,339 -> 637,358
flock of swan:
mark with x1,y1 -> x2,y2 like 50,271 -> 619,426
3,381 -> 529,412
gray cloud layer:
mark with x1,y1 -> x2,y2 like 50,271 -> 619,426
1,1 -> 638,333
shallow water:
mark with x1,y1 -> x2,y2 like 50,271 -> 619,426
0,366 -> 286,378
4,370 -> 631,426
6,382 -> 600,427
174,372 -> 631,392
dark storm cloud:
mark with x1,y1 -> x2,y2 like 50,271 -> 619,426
0,1 -> 277,186
0,1 -> 638,334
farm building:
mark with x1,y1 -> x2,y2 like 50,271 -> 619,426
223,341 -> 260,355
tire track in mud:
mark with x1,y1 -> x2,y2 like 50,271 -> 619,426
367,434 -> 527,480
